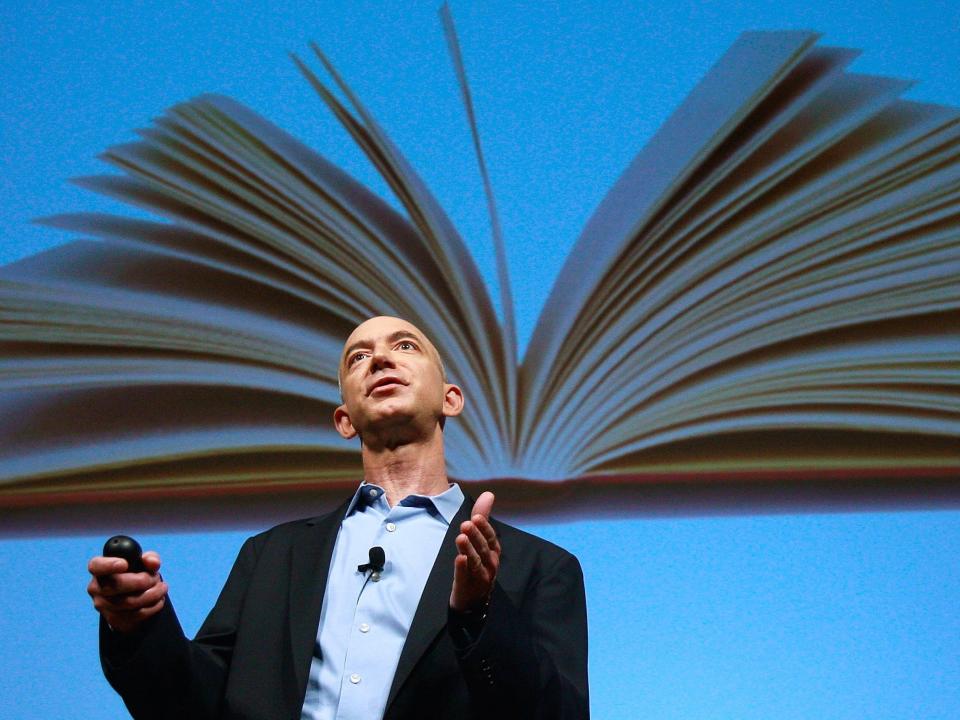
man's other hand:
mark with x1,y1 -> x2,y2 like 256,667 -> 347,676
87,551 -> 167,633
450,491 -> 500,612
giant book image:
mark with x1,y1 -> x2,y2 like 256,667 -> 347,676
1,19 -> 958,527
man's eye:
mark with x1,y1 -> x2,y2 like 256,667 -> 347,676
349,352 -> 368,366
398,341 -> 415,350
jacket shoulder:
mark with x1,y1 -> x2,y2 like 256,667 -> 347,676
491,517 -> 581,570
245,500 -> 349,549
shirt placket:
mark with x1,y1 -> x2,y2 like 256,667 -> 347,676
336,497 -> 396,719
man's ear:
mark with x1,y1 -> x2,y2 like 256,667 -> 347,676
442,383 -> 464,418
333,404 -> 358,439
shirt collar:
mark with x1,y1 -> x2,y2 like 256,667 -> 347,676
345,481 -> 464,524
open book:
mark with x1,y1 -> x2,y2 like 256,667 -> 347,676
2,16 -> 958,526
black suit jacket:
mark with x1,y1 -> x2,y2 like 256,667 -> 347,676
101,497 -> 589,719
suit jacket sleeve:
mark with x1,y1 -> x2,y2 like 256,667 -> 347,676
451,548 -> 589,719
100,535 -> 260,720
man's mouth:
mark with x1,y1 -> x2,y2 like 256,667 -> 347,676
368,377 -> 405,395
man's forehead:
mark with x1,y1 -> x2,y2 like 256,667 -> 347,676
340,316 -> 439,364
344,316 -> 427,347
338,316 -> 446,384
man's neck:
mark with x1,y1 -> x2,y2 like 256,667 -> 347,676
360,429 -> 450,506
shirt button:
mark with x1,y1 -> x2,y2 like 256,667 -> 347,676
349,673 -> 361,684
367,488 -> 378,498
359,623 -> 370,633
385,522 -> 397,532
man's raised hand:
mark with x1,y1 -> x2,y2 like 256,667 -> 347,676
450,491 -> 501,612
87,551 -> 168,633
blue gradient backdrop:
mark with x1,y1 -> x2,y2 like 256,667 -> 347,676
2,2 -> 959,718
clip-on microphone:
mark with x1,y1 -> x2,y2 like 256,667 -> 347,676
358,546 -> 386,581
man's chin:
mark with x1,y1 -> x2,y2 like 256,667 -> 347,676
362,407 -> 417,431
358,407 -> 442,441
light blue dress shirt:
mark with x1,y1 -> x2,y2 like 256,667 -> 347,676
300,482 -> 465,720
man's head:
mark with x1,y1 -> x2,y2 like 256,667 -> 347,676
333,316 -> 464,443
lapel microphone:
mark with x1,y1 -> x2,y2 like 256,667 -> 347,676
358,546 -> 386,580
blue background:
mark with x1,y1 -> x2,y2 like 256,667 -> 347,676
2,1 -> 959,717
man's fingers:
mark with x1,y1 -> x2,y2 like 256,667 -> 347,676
457,526 -> 499,578
471,514 -> 500,554
88,556 -> 127,576
451,554 -> 470,589
471,491 -> 495,520
100,574 -> 158,597
451,496 -> 500,612
461,520 -> 489,556
101,597 -> 167,633
87,576 -> 101,599
89,551 -> 161,575
88,549 -> 167,633
138,596 -> 166,620
456,532 -> 483,570
101,581 -> 169,611
92,570 -> 162,598
463,516 -> 501,561
92,580 -> 168,616
468,493 -> 500,555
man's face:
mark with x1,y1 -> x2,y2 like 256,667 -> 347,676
334,316 -> 461,440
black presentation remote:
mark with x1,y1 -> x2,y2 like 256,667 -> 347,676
103,535 -> 146,573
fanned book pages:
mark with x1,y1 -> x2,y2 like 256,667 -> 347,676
2,20 -> 959,527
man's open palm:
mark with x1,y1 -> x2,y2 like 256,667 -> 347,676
450,491 -> 500,612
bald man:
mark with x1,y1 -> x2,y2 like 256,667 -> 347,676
89,316 -> 589,720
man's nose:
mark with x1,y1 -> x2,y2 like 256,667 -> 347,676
369,346 -> 396,371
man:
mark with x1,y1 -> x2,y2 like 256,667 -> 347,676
88,316 -> 589,719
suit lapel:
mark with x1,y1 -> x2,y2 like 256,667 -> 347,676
288,498 -> 351,703
385,496 -> 472,711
